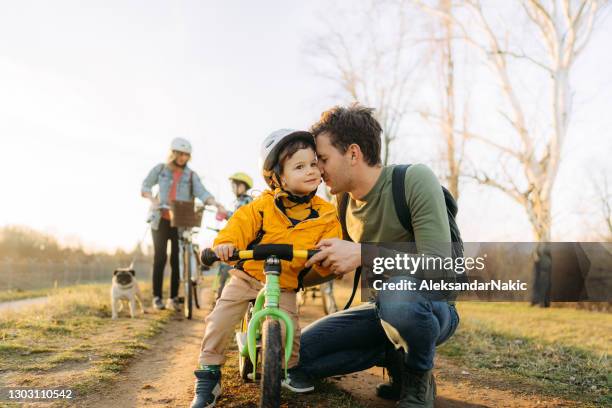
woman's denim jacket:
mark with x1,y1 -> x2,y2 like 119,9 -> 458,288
141,163 -> 212,230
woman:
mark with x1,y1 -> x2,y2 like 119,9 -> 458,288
141,137 -> 226,311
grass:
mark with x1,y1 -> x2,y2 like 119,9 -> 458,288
438,302 -> 611,407
456,302 -> 611,355
0,282 -> 172,401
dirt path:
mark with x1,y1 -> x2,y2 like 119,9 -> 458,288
77,291 -> 578,408
79,292 -> 214,408
0,296 -> 49,312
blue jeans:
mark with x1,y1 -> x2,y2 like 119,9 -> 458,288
295,276 -> 460,377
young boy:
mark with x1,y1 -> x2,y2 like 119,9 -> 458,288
190,130 -> 342,408
227,172 -> 254,217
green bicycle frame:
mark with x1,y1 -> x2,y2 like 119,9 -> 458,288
243,261 -> 295,379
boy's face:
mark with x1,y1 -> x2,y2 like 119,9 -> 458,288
280,147 -> 321,195
231,181 -> 246,196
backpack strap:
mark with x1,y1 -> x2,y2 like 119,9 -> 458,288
336,193 -> 362,310
392,164 -> 413,234
337,193 -> 351,241
190,169 -> 194,201
344,267 -> 361,310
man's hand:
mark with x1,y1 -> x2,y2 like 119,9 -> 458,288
305,238 -> 361,276
214,243 -> 235,262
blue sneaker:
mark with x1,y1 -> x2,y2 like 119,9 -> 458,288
190,369 -> 221,408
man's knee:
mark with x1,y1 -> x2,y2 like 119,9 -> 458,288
378,298 -> 438,352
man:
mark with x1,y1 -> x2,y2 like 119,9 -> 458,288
292,105 -> 460,407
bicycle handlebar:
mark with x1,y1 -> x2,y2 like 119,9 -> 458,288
200,244 -> 320,266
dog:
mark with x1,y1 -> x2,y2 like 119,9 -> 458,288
111,267 -> 145,319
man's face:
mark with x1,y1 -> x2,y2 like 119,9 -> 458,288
315,132 -> 351,195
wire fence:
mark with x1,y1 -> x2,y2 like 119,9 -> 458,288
0,258 -> 153,291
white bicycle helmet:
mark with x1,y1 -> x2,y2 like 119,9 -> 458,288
260,129 -> 315,188
170,137 -> 192,154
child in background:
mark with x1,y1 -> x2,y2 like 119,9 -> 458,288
213,172 -> 254,302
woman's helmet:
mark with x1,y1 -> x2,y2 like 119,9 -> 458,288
260,129 -> 315,188
229,172 -> 253,189
170,137 -> 192,154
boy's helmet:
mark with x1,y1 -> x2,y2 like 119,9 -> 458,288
229,172 -> 253,189
170,137 -> 192,154
260,129 -> 315,188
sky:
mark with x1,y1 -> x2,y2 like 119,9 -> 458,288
0,1 -> 610,252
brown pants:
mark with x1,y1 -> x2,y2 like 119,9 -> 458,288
198,269 -> 300,368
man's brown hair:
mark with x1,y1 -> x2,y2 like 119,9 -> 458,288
310,104 -> 382,166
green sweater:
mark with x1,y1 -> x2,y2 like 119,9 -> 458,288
346,164 -> 451,259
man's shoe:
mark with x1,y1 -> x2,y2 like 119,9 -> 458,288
375,345 -> 403,400
398,368 -> 436,408
282,369 -> 314,393
190,369 -> 222,408
166,297 -> 181,312
153,297 -> 165,310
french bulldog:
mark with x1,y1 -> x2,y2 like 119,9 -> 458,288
111,268 -> 145,319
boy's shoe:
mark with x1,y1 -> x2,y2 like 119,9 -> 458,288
282,369 -> 314,393
153,297 -> 165,310
398,368 -> 436,408
166,297 -> 181,312
190,369 -> 222,408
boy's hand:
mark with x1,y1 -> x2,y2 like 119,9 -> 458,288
215,204 -> 228,221
214,243 -> 236,262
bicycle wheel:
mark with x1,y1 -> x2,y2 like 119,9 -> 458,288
238,302 -> 255,382
260,318 -> 282,408
184,249 -> 193,319
192,280 -> 200,310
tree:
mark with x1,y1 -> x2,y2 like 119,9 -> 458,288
592,172 -> 612,240
418,0 -> 607,241
417,0 -> 471,199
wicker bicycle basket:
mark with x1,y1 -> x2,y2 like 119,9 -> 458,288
170,200 -> 204,228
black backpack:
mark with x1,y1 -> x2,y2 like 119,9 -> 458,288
338,164 -> 465,309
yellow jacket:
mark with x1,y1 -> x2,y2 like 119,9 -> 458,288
214,189 -> 342,289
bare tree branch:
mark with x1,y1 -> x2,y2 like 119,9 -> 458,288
420,0 -> 607,242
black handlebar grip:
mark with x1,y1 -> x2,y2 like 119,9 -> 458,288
201,248 -> 241,265
201,248 -> 219,266
307,249 -> 321,259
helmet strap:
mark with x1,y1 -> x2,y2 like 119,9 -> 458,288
281,188 -> 317,204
